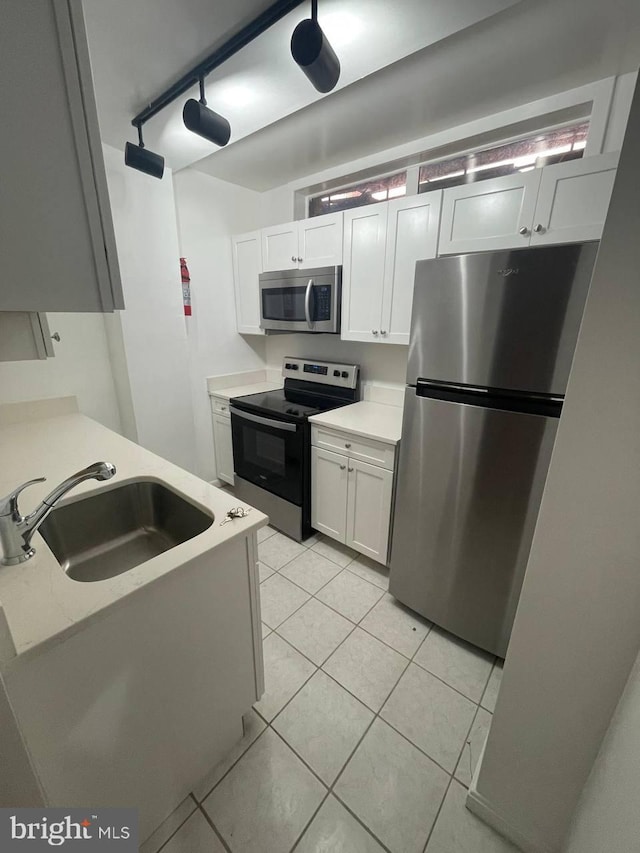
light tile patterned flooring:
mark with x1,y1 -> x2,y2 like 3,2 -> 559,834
144,526 -> 512,853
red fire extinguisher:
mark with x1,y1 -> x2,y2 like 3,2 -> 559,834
180,257 -> 192,316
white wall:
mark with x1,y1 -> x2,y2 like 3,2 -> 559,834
563,649 -> 640,853
173,169 -> 266,481
470,76 -> 640,853
103,144 -> 198,475
265,334 -> 408,389
0,313 -> 121,433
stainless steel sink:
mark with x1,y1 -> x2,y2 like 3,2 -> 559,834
39,481 -> 213,582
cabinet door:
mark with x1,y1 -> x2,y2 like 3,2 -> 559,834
346,459 -> 393,564
0,0 -> 122,312
438,171 -> 541,255
298,212 -> 343,268
213,414 -> 234,485
530,153 -> 619,246
381,191 -> 442,345
261,222 -> 299,272
311,447 -> 348,543
232,231 -> 264,335
341,202 -> 389,343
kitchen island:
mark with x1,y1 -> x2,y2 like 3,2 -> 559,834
0,397 -> 266,840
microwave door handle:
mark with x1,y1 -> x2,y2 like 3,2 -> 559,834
304,279 -> 314,327
229,407 -> 298,432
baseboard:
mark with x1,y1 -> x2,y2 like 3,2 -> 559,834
466,783 -> 554,853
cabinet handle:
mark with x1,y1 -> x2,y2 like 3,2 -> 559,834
339,465 -> 346,470
345,443 -> 351,448
372,329 -> 379,336
348,467 -> 354,472
381,330 -> 387,336
221,406 -> 227,411
297,256 -> 303,262
534,223 -> 546,233
291,255 -> 297,262
518,226 -> 530,236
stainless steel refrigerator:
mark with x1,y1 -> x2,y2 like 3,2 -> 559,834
389,243 -> 599,658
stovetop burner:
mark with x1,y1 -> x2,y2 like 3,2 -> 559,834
230,358 -> 361,423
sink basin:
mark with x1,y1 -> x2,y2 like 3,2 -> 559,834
39,480 -> 213,582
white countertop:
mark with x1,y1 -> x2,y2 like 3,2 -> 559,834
209,381 -> 282,401
309,401 -> 403,444
0,412 -> 267,666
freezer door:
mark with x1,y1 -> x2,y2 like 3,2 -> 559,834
407,243 -> 598,395
389,389 -> 559,657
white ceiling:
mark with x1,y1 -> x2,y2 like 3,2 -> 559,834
83,0 -> 520,171
83,0 -> 640,191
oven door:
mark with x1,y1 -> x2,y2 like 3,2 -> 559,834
259,267 -> 341,333
230,407 -> 305,504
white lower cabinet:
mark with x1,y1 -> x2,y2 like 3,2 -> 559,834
311,447 -> 348,542
211,397 -> 234,485
311,427 -> 396,565
345,458 -> 394,563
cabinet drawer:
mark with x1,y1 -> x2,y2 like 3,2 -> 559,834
311,426 -> 395,470
211,397 -> 231,416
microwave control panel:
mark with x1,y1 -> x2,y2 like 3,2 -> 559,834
314,285 -> 332,321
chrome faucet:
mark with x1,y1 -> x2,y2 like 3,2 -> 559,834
0,462 -> 116,566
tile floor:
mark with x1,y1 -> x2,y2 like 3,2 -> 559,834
144,526 -> 512,853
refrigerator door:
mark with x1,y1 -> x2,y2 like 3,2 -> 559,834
407,243 -> 598,395
389,388 -> 559,657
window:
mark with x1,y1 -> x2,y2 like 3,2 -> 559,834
309,171 -> 407,217
418,122 -> 589,192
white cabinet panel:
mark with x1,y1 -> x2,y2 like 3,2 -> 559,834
311,447 -> 348,542
212,413 -> 234,485
341,202 -> 388,342
0,0 -> 122,312
530,153 -> 619,246
0,313 -> 54,362
299,212 -> 343,268
346,460 -> 393,564
261,222 -> 298,271
439,171 -> 541,255
381,192 -> 442,344
232,231 -> 263,335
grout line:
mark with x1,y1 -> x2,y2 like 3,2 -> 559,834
147,798 -> 198,853
197,803 -> 233,853
194,720 -> 271,805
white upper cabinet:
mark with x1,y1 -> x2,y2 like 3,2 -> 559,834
262,212 -> 343,271
261,222 -> 299,271
342,193 -> 441,344
341,202 -> 389,343
529,152 -> 619,246
232,231 -> 263,335
438,171 -> 542,255
298,212 -> 344,268
1,0 -> 123,312
380,191 -> 442,345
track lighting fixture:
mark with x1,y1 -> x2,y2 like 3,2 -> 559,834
124,124 -> 165,179
183,77 -> 231,147
291,0 -> 340,93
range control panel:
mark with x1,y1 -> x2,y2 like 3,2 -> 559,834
282,357 -> 359,390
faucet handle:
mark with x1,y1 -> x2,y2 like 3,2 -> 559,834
0,478 -> 46,519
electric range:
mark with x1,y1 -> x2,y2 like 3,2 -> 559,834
229,357 -> 360,541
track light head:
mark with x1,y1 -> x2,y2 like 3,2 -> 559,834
291,17 -> 340,93
183,77 -> 231,147
124,126 -> 164,179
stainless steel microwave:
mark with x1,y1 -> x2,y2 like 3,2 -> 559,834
259,266 -> 341,334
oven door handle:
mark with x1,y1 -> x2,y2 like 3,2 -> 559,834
304,279 -> 314,327
229,407 -> 298,432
